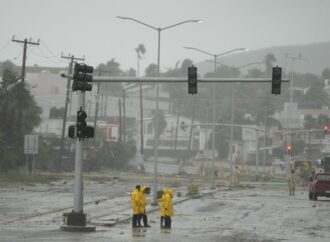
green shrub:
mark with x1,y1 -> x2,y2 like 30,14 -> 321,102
187,184 -> 199,197
0,172 -> 59,184
157,190 -> 164,199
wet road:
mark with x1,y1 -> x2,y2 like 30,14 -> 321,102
0,173 -> 329,241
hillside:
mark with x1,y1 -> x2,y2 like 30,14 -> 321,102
196,41 -> 330,77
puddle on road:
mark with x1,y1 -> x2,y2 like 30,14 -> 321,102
195,202 -> 226,212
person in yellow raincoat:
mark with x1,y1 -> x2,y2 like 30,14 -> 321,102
131,185 -> 141,228
232,166 -> 240,187
138,186 -> 151,227
163,188 -> 174,229
288,169 -> 297,196
157,188 -> 166,228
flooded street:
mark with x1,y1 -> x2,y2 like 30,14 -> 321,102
0,170 -> 329,242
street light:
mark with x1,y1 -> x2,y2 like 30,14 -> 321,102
117,16 -> 202,204
287,55 -> 309,146
205,60 -> 263,70
183,46 -> 247,188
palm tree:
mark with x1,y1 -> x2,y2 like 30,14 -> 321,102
135,44 -> 146,77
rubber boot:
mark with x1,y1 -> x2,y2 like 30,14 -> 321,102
143,214 -> 151,227
165,216 -> 171,229
132,214 -> 138,228
137,214 -> 142,227
160,216 -> 164,228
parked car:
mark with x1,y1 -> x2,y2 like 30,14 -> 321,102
309,172 -> 330,200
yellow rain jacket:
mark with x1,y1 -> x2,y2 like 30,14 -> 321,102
163,189 -> 174,217
131,188 -> 140,215
139,186 -> 147,214
157,188 -> 167,217
288,172 -> 296,188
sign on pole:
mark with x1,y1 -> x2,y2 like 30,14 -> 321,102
24,134 -> 39,154
107,127 -> 119,142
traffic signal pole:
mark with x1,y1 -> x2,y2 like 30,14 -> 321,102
73,91 -> 85,214
61,63 -> 95,232
59,55 -> 84,171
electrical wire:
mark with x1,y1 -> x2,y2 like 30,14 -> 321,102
40,40 -> 64,63
28,47 -> 62,65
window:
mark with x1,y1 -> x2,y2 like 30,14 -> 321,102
316,175 -> 330,181
147,123 -> 153,134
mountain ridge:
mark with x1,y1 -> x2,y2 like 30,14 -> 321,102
196,41 -> 330,77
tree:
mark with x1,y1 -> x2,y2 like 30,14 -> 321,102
96,58 -> 124,96
135,44 -> 146,77
150,110 -> 167,138
321,68 -> 330,80
298,76 -> 330,109
264,53 -> 277,75
0,66 -> 41,172
145,63 -> 158,77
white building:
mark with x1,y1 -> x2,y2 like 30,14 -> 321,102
138,114 -> 207,158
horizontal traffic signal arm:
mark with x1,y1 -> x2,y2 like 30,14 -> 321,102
83,76 -> 290,83
62,72 -> 289,83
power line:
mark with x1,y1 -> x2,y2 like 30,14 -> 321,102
40,40 -> 64,62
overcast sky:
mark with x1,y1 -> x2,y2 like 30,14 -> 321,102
1,0 -> 329,73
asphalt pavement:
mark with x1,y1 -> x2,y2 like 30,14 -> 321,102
0,170 -> 329,242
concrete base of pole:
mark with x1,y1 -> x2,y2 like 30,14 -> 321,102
60,212 -> 95,232
60,211 -> 96,232
65,212 -> 86,226
60,225 -> 96,232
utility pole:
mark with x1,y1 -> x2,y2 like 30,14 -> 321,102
263,104 -> 268,172
122,89 -> 126,142
174,98 -> 182,153
59,54 -> 84,171
93,70 -> 101,143
188,98 -> 196,151
12,37 -> 40,130
93,69 -> 110,143
139,83 -> 144,155
118,99 -> 122,142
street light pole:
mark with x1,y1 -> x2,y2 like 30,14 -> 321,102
183,47 -> 247,187
117,16 -> 202,204
287,55 -> 309,146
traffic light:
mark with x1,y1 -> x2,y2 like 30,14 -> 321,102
77,109 -> 87,139
324,124 -> 328,135
72,63 -> 93,92
68,125 -> 77,138
188,66 -> 197,94
76,108 -> 94,139
287,144 -> 292,154
272,66 -> 282,95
